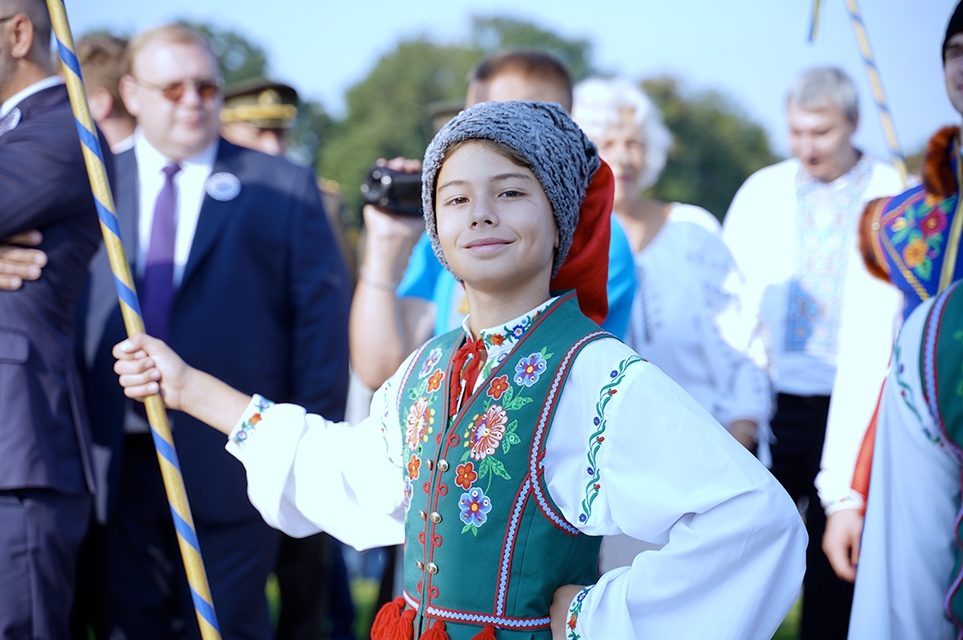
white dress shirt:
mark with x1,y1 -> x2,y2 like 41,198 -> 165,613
0,75 -> 62,118
133,130 -> 218,287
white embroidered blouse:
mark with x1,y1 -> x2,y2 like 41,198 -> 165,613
225,300 -> 805,639
624,203 -> 772,442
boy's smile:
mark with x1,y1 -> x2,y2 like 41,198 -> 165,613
435,140 -> 559,299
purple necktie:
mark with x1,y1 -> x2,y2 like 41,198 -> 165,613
141,163 -> 181,342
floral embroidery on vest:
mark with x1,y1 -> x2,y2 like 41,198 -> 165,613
402,348 -> 449,519
454,352 -> 549,535
579,356 -> 642,524
419,347 -> 443,379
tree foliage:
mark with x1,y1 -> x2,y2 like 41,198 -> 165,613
176,18 -> 777,229
643,77 -> 780,221
190,22 -> 269,85
317,39 -> 477,216
469,16 -> 595,81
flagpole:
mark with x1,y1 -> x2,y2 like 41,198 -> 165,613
44,3 -> 222,637
842,0 -> 910,187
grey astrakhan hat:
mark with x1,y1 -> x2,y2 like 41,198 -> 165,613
421,100 -> 600,277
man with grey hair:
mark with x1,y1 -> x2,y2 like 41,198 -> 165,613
723,66 -> 902,638
0,0 -> 104,637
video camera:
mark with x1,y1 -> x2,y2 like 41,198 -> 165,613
360,166 -> 423,217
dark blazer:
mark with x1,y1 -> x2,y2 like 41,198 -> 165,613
0,84 -> 101,494
83,139 -> 350,523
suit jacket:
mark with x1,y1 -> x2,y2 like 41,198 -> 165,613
0,84 -> 101,494
83,138 -> 350,523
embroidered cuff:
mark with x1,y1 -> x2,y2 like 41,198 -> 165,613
823,489 -> 865,515
566,585 -> 594,639
229,394 -> 276,448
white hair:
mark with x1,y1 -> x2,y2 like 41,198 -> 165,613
572,77 -> 673,191
787,66 -> 859,124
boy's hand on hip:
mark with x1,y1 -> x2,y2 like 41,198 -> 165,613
550,584 -> 584,639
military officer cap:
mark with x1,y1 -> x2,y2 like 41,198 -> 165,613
221,77 -> 299,129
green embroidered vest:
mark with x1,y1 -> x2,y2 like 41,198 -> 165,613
920,282 -> 963,629
397,295 -> 606,639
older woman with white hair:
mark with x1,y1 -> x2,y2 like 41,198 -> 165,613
574,77 -> 773,572
573,77 -> 771,452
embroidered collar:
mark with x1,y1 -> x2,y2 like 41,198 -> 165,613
462,297 -> 557,384
795,151 -> 872,192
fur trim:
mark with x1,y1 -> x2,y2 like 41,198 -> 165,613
859,197 -> 892,283
923,126 -> 960,197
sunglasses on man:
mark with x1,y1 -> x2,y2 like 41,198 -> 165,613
135,77 -> 221,102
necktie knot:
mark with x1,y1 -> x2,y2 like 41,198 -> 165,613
162,163 -> 182,180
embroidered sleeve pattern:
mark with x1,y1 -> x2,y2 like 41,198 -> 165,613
565,585 -> 595,640
230,394 -> 276,447
579,355 -> 643,524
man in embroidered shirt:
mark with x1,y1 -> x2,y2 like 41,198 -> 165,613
722,66 -> 903,639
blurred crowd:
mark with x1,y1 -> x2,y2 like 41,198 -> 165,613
1,0 -> 962,638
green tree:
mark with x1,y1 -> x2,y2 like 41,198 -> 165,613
642,77 -> 779,220
318,39 -> 479,217
189,22 -> 268,85
470,16 -> 595,81
319,16 -> 597,220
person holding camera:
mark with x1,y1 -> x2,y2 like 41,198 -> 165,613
350,49 -> 637,393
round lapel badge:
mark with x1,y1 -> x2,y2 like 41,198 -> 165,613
0,107 -> 22,136
205,172 -> 241,202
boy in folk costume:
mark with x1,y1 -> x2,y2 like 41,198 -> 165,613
113,102 -> 805,639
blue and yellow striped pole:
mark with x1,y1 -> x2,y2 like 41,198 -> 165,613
45,2 -> 222,638
842,0 -> 909,187
809,0 -> 909,187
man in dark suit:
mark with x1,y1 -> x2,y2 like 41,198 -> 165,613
79,24 -> 350,640
0,0 -> 102,637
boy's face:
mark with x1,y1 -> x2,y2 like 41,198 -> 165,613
435,140 -> 558,295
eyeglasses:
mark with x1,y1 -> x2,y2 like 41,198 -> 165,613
135,77 -> 221,102
0,14 -> 18,22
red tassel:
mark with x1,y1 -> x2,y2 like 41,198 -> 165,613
384,608 -> 416,640
418,619 -> 449,640
370,597 -> 406,640
470,624 -> 497,640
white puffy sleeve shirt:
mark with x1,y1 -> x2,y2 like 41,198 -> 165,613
226,336 -> 805,639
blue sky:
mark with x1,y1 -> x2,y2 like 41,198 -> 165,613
68,0 -> 956,162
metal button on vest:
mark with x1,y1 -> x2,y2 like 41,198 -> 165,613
437,459 -> 449,472
426,459 -> 434,471
419,510 -> 427,520
426,562 -> 438,575
429,512 -> 442,524
416,560 -> 424,570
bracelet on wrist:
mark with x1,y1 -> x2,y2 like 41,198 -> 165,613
359,271 -> 399,291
